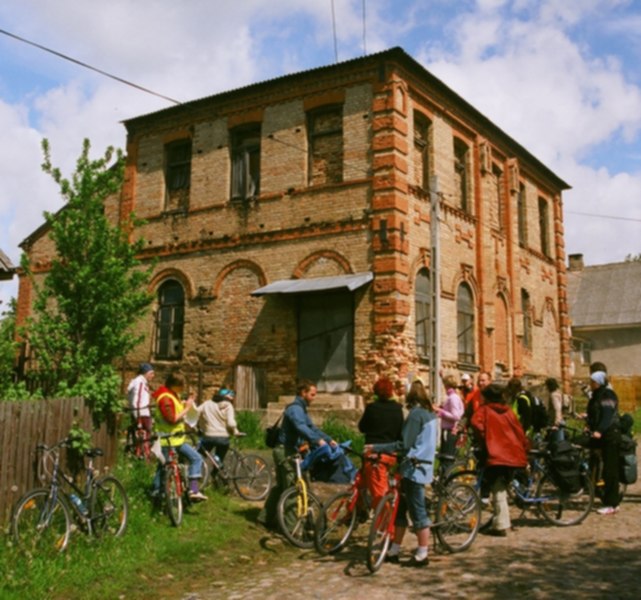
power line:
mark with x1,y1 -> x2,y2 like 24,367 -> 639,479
0,27 -> 182,105
565,210 -> 641,223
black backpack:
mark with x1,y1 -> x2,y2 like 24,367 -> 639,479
516,391 -> 548,433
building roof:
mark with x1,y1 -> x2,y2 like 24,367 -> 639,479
567,260 -> 641,329
0,248 -> 16,281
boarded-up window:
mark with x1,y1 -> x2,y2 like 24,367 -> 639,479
517,183 -> 528,246
308,106 -> 343,186
414,112 -> 431,192
155,280 -> 184,360
231,125 -> 261,202
521,289 -> 532,351
454,138 -> 470,213
539,197 -> 551,257
415,268 -> 431,358
165,140 -> 191,211
457,283 -> 475,364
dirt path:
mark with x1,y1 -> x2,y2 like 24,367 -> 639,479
184,449 -> 641,600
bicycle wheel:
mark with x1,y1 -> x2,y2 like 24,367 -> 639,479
276,485 -> 322,548
12,488 -> 72,553
537,471 -> 594,526
446,470 -> 493,530
366,492 -> 395,573
90,475 -> 129,538
233,454 -> 272,501
165,466 -> 183,526
314,490 -> 358,555
434,482 -> 481,553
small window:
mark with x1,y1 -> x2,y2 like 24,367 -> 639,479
492,164 -> 505,231
413,113 -> 431,193
155,280 -> 185,360
415,268 -> 431,358
517,184 -> 528,247
539,197 -> 550,257
308,106 -> 343,186
165,140 -> 191,211
231,125 -> 261,202
521,289 -> 532,351
457,283 -> 475,364
454,139 -> 470,213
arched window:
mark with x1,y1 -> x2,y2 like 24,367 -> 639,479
457,283 -> 475,364
415,268 -> 431,359
155,280 -> 185,360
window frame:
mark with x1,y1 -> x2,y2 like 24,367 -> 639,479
230,124 -> 261,202
457,282 -> 475,364
154,280 -> 185,361
517,183 -> 528,247
415,268 -> 431,360
413,112 -> 431,193
164,139 -> 192,212
454,138 -> 471,213
521,289 -> 532,351
538,196 -> 551,258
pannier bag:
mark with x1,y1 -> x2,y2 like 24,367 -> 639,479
547,439 -> 582,494
619,434 -> 638,485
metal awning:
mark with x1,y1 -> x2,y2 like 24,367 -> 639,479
251,271 -> 373,296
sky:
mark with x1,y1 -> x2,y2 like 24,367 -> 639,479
1,0 -> 640,311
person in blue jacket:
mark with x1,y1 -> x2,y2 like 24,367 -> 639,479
366,378 -> 438,567
258,379 -> 336,529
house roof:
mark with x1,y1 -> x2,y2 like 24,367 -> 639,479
567,261 -> 641,329
0,249 -> 16,281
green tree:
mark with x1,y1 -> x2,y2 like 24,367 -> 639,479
21,139 -> 153,425
0,298 -> 17,388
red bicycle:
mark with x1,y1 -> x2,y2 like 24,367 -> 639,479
314,450 -> 391,555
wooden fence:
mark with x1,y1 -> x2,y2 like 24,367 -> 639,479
0,397 -> 118,524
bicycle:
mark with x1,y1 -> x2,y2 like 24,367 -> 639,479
366,454 -> 481,573
124,409 -> 153,461
276,450 -> 323,548
153,431 -> 196,527
447,436 -> 594,527
198,432 -> 272,501
12,438 -> 129,553
314,449 -> 382,555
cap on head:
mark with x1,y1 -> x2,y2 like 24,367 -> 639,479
461,373 -> 471,382
590,371 -> 607,387
139,363 -> 154,375
217,388 -> 235,400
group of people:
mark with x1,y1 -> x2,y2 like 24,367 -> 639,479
256,364 -> 625,567
126,363 -> 241,502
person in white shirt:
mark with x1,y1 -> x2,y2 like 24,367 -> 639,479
196,388 -> 240,463
126,363 -> 155,458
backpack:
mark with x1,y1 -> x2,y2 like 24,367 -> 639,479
264,412 -> 284,448
529,393 -> 548,433
514,391 -> 547,433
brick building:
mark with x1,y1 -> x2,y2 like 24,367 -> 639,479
17,47 -> 571,408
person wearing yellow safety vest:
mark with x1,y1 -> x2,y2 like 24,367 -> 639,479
152,372 -> 206,501
505,377 -> 532,434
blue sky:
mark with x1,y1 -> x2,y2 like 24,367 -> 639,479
1,0 -> 640,310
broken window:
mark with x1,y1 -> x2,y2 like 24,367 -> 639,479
517,183 -> 528,247
538,197 -> 551,257
155,280 -> 185,360
231,125 -> 261,202
454,138 -> 470,213
165,139 -> 191,211
308,106 -> 343,186
414,112 -> 431,193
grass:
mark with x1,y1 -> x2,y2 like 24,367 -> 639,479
0,456 -> 297,599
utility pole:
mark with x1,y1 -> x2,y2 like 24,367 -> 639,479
429,176 -> 440,405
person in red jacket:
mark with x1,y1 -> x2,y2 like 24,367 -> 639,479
471,383 -> 528,537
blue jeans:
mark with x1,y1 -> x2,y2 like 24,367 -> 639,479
395,478 -> 431,530
153,442 -> 204,491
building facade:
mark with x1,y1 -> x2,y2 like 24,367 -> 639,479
17,48 -> 571,406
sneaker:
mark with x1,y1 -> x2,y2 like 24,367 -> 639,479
597,506 -> 618,515
384,553 -> 400,564
487,528 -> 508,537
189,491 -> 208,502
404,555 -> 429,568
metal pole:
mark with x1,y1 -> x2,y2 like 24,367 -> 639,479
429,176 -> 441,405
